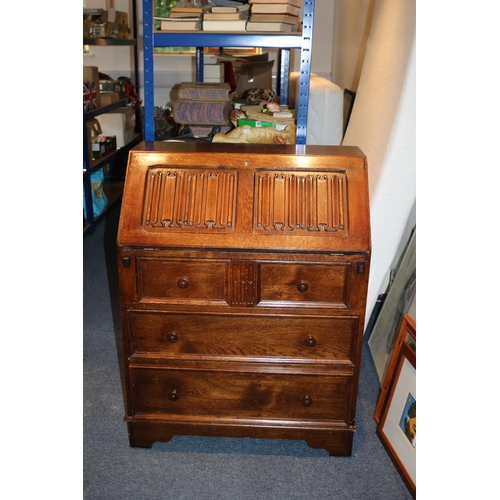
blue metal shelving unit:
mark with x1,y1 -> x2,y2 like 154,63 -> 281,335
142,0 -> 315,145
83,1 -> 141,236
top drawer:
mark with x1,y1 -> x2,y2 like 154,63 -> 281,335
137,257 -> 228,306
134,255 -> 365,310
259,262 -> 351,308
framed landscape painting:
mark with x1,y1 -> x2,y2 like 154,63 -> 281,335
377,342 -> 416,498
374,314 -> 416,423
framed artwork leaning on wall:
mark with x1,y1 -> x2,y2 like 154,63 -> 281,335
368,228 -> 416,383
374,314 -> 416,423
376,340 -> 416,498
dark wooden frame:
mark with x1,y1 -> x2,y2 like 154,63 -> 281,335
342,89 -> 356,138
376,340 -> 416,498
374,314 -> 416,423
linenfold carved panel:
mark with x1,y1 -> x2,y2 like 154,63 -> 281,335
143,167 -> 237,231
255,170 -> 348,233
229,261 -> 259,307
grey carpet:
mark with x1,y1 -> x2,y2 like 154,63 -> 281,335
83,203 -> 413,500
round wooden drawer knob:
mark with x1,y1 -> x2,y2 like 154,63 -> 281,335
301,395 -> 313,407
168,389 -> 179,402
305,336 -> 317,347
177,277 -> 190,289
297,280 -> 309,293
167,332 -> 178,343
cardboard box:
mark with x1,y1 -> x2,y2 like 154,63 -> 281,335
99,80 -> 126,98
97,108 -> 136,147
231,54 -> 274,97
83,8 -> 107,23
234,60 -> 274,97
116,26 -> 130,39
92,135 -> 117,160
100,92 -> 120,107
115,11 -> 128,25
83,19 -> 90,37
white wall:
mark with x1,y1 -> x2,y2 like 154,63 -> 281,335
341,0 -> 416,326
331,0 -> 374,92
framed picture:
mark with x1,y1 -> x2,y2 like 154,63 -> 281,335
377,342 -> 416,498
374,314 -> 416,423
368,229 -> 416,383
343,89 -> 356,138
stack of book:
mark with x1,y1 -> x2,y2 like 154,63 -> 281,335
242,104 -> 295,127
246,0 -> 302,32
202,4 -> 250,32
172,82 -> 234,127
156,6 -> 203,31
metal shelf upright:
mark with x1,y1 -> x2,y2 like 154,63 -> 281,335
142,0 -> 315,145
83,1 -> 141,236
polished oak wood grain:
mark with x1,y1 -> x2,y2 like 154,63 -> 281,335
117,143 -> 371,456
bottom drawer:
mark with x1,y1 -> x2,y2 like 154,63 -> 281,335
130,367 -> 351,423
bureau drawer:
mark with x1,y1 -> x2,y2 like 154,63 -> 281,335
128,311 -> 358,364
137,257 -> 228,305
259,262 -> 351,308
130,367 -> 351,423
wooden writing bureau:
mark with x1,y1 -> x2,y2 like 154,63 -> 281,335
116,142 -> 371,456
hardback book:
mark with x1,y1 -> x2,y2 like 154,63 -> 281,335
244,108 -> 295,125
248,13 -> 299,26
203,12 -> 246,21
249,0 -> 302,4
177,82 -> 232,101
173,100 -> 233,125
170,6 -> 204,13
167,11 -> 203,18
211,6 -> 238,13
249,4 -> 301,16
159,18 -> 202,31
269,110 -> 294,118
246,21 -> 298,32
202,19 -> 248,31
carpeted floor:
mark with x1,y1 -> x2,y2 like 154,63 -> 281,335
83,203 -> 414,500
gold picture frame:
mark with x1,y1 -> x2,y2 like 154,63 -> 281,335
376,340 -> 416,498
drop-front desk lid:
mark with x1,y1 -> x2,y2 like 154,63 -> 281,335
117,142 -> 371,254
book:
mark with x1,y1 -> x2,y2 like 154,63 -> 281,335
159,18 -> 202,31
237,118 -> 275,128
249,0 -> 302,4
269,110 -> 294,118
173,100 -> 233,125
169,6 -> 204,13
202,19 -> 248,31
203,12 -> 246,21
177,82 -> 232,101
250,4 -> 301,15
246,21 -> 298,32
244,108 -> 295,125
167,11 -> 203,18
211,6 -> 238,13
248,13 -> 299,25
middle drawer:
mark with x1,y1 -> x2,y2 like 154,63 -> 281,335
128,310 -> 358,364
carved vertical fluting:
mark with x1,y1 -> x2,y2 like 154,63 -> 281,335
229,261 -> 258,307
143,168 -> 236,231
255,171 -> 348,233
